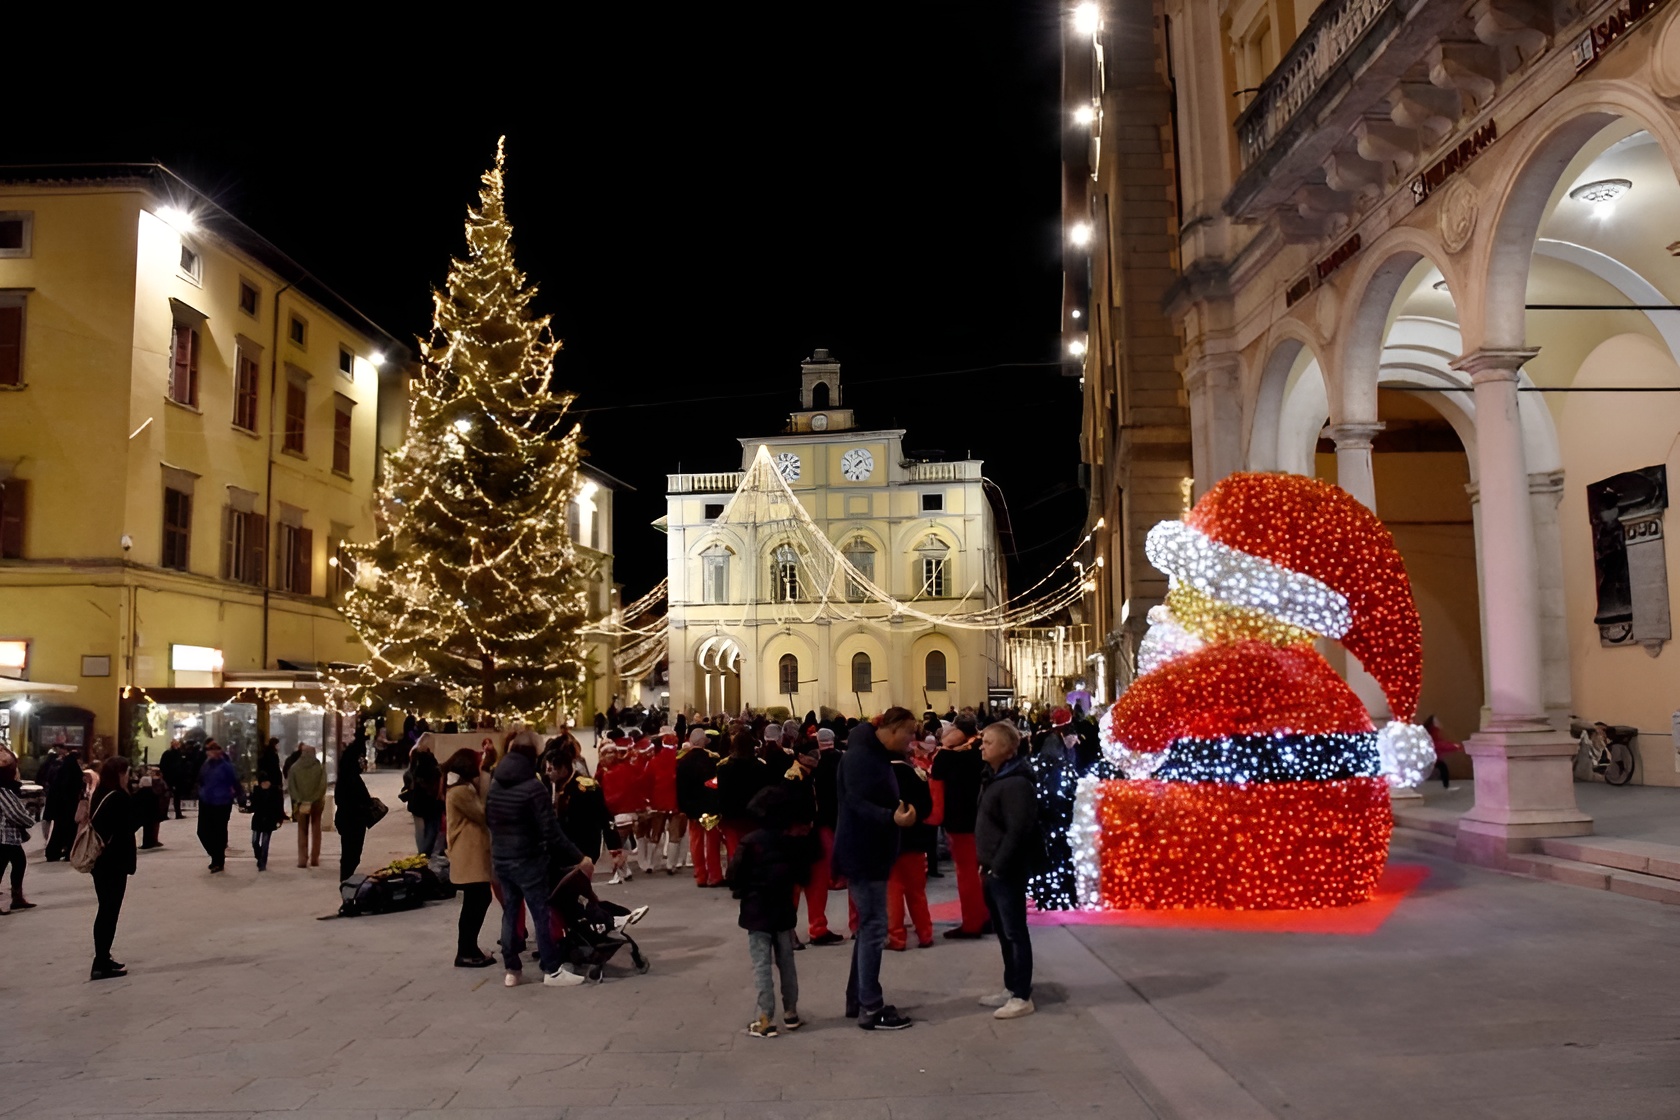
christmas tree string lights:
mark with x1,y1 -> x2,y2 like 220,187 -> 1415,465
337,139 -> 589,722
1074,472 -> 1430,911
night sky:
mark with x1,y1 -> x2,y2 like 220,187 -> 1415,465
12,4 -> 1081,599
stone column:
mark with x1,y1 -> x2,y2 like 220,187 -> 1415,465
1529,470 -> 1571,731
1184,356 -> 1243,498
1329,421 -> 1410,798
1451,349 -> 1590,858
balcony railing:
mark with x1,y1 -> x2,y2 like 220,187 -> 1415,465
906,461 -> 982,482
1235,0 -> 1395,170
667,471 -> 745,494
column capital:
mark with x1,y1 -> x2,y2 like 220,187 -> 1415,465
1451,347 -> 1540,384
1528,469 -> 1566,496
1326,421 -> 1386,450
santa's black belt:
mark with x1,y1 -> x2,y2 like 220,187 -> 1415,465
1148,732 -> 1381,784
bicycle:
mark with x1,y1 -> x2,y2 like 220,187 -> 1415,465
1571,721 -> 1639,786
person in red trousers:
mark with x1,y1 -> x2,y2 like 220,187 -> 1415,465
886,739 -> 937,950
644,731 -> 684,873
802,727 -> 845,945
932,716 -> 989,938
675,729 -> 723,887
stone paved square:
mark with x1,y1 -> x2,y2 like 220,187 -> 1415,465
6,772 -> 1679,1119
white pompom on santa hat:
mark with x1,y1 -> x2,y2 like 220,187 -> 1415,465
1145,472 -> 1435,787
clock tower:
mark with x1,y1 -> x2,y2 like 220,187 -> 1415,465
791,348 -> 856,433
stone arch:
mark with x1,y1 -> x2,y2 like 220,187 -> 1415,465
1248,321 -> 1327,471
910,630 -> 963,709
1480,83 -> 1680,351
811,381 -> 830,409
1333,225 -> 1464,425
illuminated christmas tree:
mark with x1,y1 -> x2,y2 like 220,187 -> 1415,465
341,139 -> 588,722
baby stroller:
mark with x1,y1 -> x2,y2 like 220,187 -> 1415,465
546,863 -> 651,982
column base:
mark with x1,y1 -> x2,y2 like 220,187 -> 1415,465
1455,729 -> 1591,864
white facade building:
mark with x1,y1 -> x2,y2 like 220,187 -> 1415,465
664,352 -> 1007,718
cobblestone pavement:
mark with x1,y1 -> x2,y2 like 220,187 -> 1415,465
4,771 -> 1678,1119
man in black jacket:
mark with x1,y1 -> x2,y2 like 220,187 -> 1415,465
975,720 -> 1037,1020
832,709 -> 920,1031
487,733 -> 588,988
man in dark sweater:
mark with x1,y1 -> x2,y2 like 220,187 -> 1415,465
932,718 -> 988,938
832,709 -> 920,1031
675,729 -> 722,887
975,719 -> 1037,1020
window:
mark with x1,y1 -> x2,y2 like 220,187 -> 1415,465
221,507 -> 265,586
0,297 -> 23,387
283,376 -> 307,454
0,212 -> 32,258
233,346 -> 260,432
288,315 -> 306,347
772,545 -> 800,602
920,556 -> 946,598
0,478 -> 28,559
925,650 -> 948,692
851,651 -> 872,694
842,539 -> 875,600
702,550 -> 729,603
169,320 -> 200,407
703,502 -> 725,520
332,394 -> 353,475
338,346 -> 354,378
778,653 -> 799,696
332,539 -> 355,601
276,522 -> 313,594
238,280 -> 259,317
921,492 -> 944,512
566,500 -> 582,543
178,244 -> 202,283
162,487 -> 193,571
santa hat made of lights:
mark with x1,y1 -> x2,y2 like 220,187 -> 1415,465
1145,472 -> 1433,786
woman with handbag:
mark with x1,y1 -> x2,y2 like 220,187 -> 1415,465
87,757 -> 136,980
249,742 -> 285,872
0,751 -> 37,913
443,749 -> 496,968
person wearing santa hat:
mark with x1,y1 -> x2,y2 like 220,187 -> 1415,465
596,742 -> 649,884
643,731 -> 684,874
1089,471 -> 1434,910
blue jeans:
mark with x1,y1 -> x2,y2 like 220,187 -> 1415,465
494,858 -> 560,975
251,829 -> 272,870
845,879 -> 889,1019
414,816 -> 442,858
983,872 -> 1033,1000
748,930 -> 799,1018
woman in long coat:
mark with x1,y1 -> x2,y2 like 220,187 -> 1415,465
443,748 -> 495,968
249,742 -> 285,872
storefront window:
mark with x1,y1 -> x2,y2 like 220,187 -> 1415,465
134,701 -> 259,780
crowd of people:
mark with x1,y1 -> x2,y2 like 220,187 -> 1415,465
2,697 -> 1107,1032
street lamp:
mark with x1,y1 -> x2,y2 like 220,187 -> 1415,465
1074,3 -> 1099,35
1069,222 -> 1092,247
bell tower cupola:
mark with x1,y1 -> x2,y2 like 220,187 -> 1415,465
791,348 -> 856,432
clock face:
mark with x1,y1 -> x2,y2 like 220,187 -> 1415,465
810,413 -> 829,431
774,451 -> 802,482
840,447 -> 874,481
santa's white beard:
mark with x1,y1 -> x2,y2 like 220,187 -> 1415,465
1136,604 -> 1205,677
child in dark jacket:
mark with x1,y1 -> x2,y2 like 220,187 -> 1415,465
728,785 -> 814,1038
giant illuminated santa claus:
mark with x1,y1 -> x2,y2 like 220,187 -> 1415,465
1077,472 -> 1435,910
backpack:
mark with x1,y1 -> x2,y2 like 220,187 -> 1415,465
69,793 -> 106,874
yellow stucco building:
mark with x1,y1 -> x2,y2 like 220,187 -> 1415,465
664,352 -> 1008,718
0,166 -> 407,770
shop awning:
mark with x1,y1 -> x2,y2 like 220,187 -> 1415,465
0,678 -> 76,695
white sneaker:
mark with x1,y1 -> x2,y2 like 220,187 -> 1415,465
543,965 -> 586,987
607,872 -> 625,885
613,905 -> 650,931
503,971 -> 521,988
977,991 -> 1012,1008
994,997 -> 1035,1019
623,867 -> 633,881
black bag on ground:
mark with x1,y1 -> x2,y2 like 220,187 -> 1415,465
339,871 -> 426,916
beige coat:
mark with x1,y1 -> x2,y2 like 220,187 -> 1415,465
445,779 -> 492,885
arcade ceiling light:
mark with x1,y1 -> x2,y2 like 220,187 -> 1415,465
1569,178 -> 1632,204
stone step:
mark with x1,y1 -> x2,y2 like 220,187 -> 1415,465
1536,836 -> 1680,881
1391,804 -> 1461,837
1390,825 -> 1456,858
1504,852 -> 1680,905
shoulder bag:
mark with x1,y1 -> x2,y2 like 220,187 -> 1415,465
366,797 -> 390,828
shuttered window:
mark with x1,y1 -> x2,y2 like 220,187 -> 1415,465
332,396 -> 353,475
222,508 -> 266,585
276,523 -> 313,595
283,380 -> 306,454
233,348 -> 260,432
162,487 -> 193,571
169,322 -> 199,407
0,304 -> 22,387
0,478 -> 27,559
